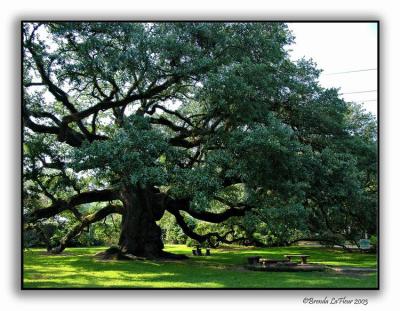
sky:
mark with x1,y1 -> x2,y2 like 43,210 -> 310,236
287,22 -> 378,116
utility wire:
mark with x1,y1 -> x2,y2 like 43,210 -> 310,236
354,99 -> 377,102
341,90 -> 377,95
323,68 -> 377,75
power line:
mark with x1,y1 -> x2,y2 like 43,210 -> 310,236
323,68 -> 377,75
354,99 -> 377,103
341,90 -> 377,95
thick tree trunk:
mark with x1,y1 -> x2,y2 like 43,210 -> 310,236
118,185 -> 163,257
116,185 -> 187,259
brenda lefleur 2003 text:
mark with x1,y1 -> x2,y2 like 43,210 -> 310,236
303,297 -> 368,305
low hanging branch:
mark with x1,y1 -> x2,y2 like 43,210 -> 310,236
25,189 -> 120,222
165,196 -> 253,223
50,204 -> 123,254
164,194 -> 254,246
167,208 -> 247,247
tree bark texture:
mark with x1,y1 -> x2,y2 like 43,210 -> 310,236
118,185 -> 164,258
117,185 -> 187,259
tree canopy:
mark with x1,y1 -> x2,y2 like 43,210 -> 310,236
23,22 -> 377,258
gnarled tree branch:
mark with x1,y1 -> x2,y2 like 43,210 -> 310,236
25,189 -> 119,221
50,204 -> 123,253
167,208 -> 248,247
165,197 -> 253,223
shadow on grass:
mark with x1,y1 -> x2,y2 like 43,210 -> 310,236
23,246 -> 377,288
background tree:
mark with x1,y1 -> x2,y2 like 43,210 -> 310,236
23,22 -> 377,258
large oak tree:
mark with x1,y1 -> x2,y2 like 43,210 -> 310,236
23,22 -> 377,258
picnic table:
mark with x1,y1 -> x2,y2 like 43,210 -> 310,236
284,254 -> 310,264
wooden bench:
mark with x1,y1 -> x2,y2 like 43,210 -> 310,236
192,247 -> 202,256
192,246 -> 211,256
284,254 -> 310,264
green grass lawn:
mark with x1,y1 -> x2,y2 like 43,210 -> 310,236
23,245 -> 378,289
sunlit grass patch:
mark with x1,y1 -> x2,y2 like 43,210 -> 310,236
23,245 -> 377,288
